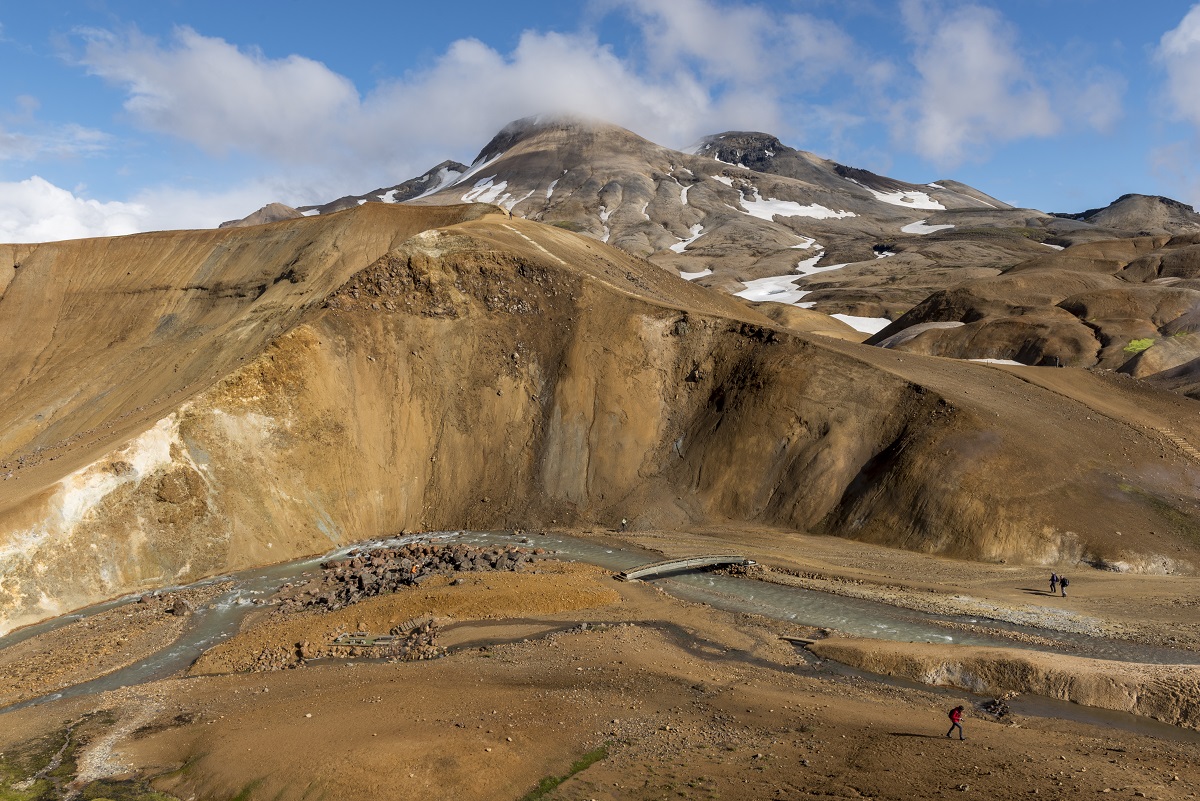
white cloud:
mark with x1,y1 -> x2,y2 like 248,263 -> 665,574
1160,4 -> 1200,130
896,3 -> 1059,166
0,174 -> 301,243
607,0 -> 856,86
0,176 -> 146,242
71,5 -> 869,181
73,24 -> 741,181
77,26 -> 359,160
0,95 -> 112,162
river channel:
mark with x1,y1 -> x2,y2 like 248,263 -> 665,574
3,529 -> 1199,740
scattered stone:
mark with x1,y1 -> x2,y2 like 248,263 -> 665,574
167,597 -> 193,616
276,542 -> 543,614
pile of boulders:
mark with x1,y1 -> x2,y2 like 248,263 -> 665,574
247,619 -> 446,672
277,542 -> 545,613
978,694 -> 1015,719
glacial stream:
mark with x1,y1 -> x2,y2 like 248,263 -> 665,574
3,530 -> 1199,742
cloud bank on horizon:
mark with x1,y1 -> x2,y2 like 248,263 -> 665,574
0,0 -> 1198,242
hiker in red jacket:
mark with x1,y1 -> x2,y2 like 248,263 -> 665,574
946,706 -> 965,740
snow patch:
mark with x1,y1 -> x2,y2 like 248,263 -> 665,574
680,268 -> 713,280
301,209 -> 321,217
926,182 -> 945,189
412,165 -> 467,200
831,314 -> 893,334
356,199 -> 367,206
503,190 -> 535,212
680,184 -> 691,205
670,224 -> 705,253
711,175 -> 734,187
875,250 -> 896,259
739,189 -> 856,221
1041,242 -> 1065,251
735,275 -> 810,305
901,220 -> 954,234
790,235 -> 817,250
462,176 -> 509,204
379,189 -> 400,203
862,185 -> 946,210
546,179 -> 559,200
448,151 -> 506,189
639,202 -> 650,220
796,252 -> 825,273
599,205 -> 612,243
796,256 -> 849,277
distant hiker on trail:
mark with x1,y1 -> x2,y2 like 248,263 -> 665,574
946,706 -> 965,740
1049,572 -> 1059,594
1060,576 -> 1069,597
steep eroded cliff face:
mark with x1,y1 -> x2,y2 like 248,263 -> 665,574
2,209 -> 1199,632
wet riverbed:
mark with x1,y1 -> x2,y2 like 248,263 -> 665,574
2,530 -> 1199,718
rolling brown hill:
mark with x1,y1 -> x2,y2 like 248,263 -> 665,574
2,204 -> 1200,634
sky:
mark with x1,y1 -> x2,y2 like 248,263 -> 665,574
2,0 -> 1200,241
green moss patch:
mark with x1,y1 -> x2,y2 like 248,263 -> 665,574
519,744 -> 610,801
1124,338 -> 1155,354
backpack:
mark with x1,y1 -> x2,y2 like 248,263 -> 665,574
1060,577 -> 1069,587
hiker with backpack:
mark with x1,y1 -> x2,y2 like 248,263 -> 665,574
1049,572 -> 1058,594
946,706 -> 965,739
1060,576 -> 1069,597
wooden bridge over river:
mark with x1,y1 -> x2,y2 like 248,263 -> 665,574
616,555 -> 756,582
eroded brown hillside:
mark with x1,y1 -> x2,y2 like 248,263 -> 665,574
2,206 -> 1199,633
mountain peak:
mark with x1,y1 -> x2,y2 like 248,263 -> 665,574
687,131 -> 788,169
1053,193 -> 1200,235
471,113 -> 641,164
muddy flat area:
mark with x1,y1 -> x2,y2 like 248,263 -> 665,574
1,530 -> 1199,800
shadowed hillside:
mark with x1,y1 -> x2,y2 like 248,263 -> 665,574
2,205 -> 1200,632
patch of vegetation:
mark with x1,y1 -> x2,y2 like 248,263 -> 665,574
230,779 -> 264,801
518,744 -> 610,801
0,718 -> 183,801
1124,338 -> 1155,354
549,220 -> 585,232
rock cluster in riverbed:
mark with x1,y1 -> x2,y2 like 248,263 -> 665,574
277,542 -> 546,614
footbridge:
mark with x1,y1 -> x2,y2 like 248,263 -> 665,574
616,555 -> 756,582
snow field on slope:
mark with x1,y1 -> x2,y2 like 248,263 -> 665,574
411,165 -> 468,201
831,314 -> 892,334
862,185 -> 946,211
739,189 -> 855,221
461,176 -> 509,204
680,268 -> 713,280
734,275 -> 811,305
670,224 -> 705,253
901,220 -> 954,234
796,254 -> 850,277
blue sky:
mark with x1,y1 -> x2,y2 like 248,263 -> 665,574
1,0 -> 1199,241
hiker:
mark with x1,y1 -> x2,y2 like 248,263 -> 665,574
1049,572 -> 1059,594
946,706 -> 965,740
1060,575 -> 1069,597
